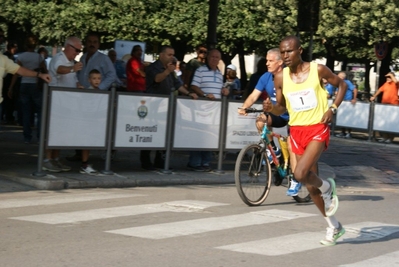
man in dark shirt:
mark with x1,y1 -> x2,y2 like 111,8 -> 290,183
141,45 -> 197,170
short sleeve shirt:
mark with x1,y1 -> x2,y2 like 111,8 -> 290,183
48,51 -> 78,88
191,65 -> 223,99
0,54 -> 20,103
145,60 -> 181,95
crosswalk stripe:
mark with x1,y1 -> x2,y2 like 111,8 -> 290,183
9,200 -> 227,224
0,192 -> 144,209
338,251 -> 399,267
105,209 -> 316,239
217,221 -> 399,256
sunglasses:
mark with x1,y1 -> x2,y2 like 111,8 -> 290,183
69,43 -> 82,53
199,49 -> 207,54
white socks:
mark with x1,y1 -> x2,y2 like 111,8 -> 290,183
325,216 -> 339,229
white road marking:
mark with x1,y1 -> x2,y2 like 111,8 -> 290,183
339,251 -> 399,266
9,200 -> 227,224
0,192 -> 144,209
105,209 -> 316,239
217,221 -> 399,256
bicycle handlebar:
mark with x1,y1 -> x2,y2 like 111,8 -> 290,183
238,107 -> 264,113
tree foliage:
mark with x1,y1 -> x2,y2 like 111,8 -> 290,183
1,0 -> 399,88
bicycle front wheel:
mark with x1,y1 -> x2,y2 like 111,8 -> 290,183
235,144 -> 272,206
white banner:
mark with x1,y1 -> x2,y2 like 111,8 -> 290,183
114,94 -> 168,148
48,90 -> 109,147
335,101 -> 369,130
373,103 -> 399,132
173,99 -> 221,149
225,102 -> 262,149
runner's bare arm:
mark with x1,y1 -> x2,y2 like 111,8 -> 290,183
318,64 -> 347,108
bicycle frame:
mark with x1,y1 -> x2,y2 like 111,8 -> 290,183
260,123 -> 290,179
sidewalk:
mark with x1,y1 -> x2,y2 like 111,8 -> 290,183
0,124 -> 398,191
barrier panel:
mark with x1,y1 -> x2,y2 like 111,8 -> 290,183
173,98 -> 221,149
114,93 -> 169,149
47,88 -> 110,149
335,101 -> 370,130
373,103 -> 399,133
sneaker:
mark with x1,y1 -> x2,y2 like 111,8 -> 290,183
286,178 -> 302,196
187,164 -> 205,172
320,222 -> 346,246
202,165 -> 212,172
322,178 -> 339,217
344,133 -> 351,139
378,138 -> 387,143
42,160 -> 63,172
80,165 -> 98,175
54,159 -> 71,172
385,139 -> 392,144
335,133 -> 345,138
267,147 -> 281,163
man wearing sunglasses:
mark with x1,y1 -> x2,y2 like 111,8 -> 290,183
182,44 -> 207,90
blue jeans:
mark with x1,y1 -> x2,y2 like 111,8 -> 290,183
19,83 -> 42,142
188,151 -> 212,167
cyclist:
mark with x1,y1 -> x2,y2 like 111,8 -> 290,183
238,48 -> 301,196
266,36 -> 347,246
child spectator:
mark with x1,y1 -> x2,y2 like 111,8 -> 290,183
80,69 -> 101,175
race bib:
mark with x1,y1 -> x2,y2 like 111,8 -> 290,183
286,88 -> 318,112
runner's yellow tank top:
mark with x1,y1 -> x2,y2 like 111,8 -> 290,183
283,62 -> 328,126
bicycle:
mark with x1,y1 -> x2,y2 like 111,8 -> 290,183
235,108 -> 311,206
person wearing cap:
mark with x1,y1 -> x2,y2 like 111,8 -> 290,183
226,64 -> 241,93
370,71 -> 399,143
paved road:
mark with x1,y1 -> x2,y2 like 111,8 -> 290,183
0,186 -> 398,267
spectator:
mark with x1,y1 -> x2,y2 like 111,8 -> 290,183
335,71 -> 357,139
242,58 -> 267,100
78,69 -> 101,175
45,36 -> 84,172
188,48 -> 229,171
77,32 -> 117,90
142,45 -> 198,170
323,78 -> 336,99
226,64 -> 241,92
223,68 -> 238,99
12,35 -> 47,144
126,45 -> 146,92
370,71 -> 399,143
2,40 -> 18,124
0,52 -> 50,133
182,44 -> 207,89
108,49 -> 126,89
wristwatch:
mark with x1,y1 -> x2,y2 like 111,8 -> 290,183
203,93 -> 208,98
329,104 -> 337,115
70,67 -> 75,73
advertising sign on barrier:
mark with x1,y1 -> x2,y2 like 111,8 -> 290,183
48,90 -> 109,147
335,101 -> 370,130
373,104 -> 399,132
173,99 -> 221,149
225,102 -> 263,149
114,94 -> 168,148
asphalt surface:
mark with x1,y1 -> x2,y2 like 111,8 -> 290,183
0,124 -> 398,192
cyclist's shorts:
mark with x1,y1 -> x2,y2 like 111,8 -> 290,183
260,112 -> 288,128
289,123 -> 330,155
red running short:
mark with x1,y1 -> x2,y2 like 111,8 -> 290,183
289,123 -> 330,155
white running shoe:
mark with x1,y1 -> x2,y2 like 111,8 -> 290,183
320,222 -> 345,246
80,165 -> 98,175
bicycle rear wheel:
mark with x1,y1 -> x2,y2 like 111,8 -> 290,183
235,144 -> 272,206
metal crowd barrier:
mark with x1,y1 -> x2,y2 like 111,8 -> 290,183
33,84 -> 399,176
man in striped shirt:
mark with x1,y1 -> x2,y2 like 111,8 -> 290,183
188,49 -> 229,171
190,49 -> 229,100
